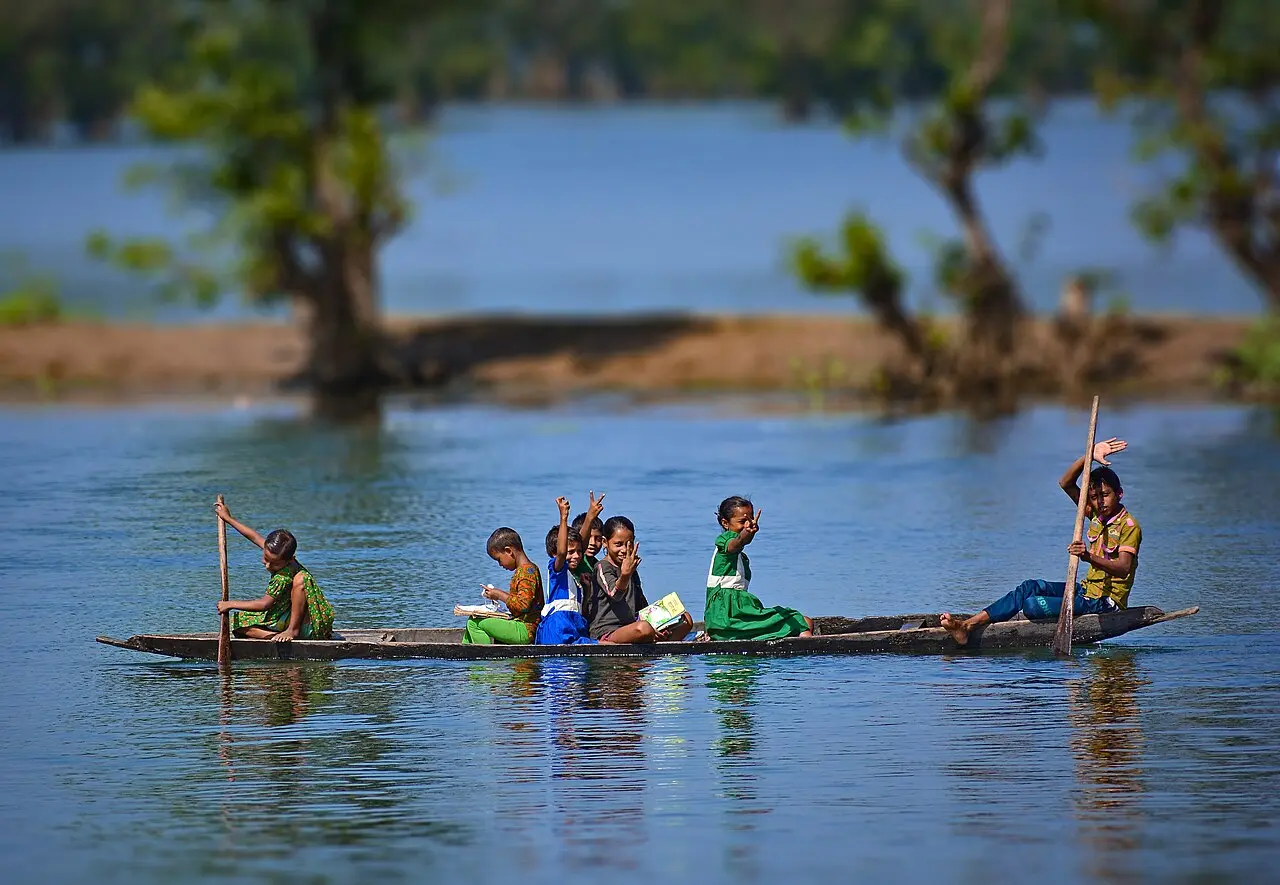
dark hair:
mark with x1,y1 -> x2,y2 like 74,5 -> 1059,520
571,512 -> 605,536
263,529 -> 297,561
486,527 -> 524,553
545,525 -> 582,557
717,496 -> 752,523
601,515 -> 635,540
1089,467 -> 1122,493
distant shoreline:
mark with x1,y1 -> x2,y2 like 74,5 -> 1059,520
0,314 -> 1257,409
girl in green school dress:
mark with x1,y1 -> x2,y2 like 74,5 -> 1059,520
704,496 -> 813,641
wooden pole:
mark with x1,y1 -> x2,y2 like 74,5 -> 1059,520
217,494 -> 231,667
1052,396 -> 1100,657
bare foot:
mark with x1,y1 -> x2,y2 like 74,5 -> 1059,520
939,613 -> 971,647
799,630 -> 813,638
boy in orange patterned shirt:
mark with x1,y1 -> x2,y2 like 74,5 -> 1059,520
464,527 -> 543,644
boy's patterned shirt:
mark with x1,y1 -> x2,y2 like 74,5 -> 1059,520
506,563 -> 544,640
1081,508 -> 1141,609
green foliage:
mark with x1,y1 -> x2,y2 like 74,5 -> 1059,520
0,254 -> 62,326
789,356 -> 850,411
0,286 -> 62,327
0,0 -> 1143,142
86,1 -> 415,308
1071,0 -> 1280,307
1230,318 -> 1280,393
792,213 -> 905,303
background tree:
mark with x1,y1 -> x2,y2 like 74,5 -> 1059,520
89,0 -> 464,417
1068,0 -> 1280,312
792,0 -> 1059,408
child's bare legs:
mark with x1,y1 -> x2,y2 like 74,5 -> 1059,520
234,626 -> 279,639
656,612 -> 694,642
276,578 -> 313,639
799,615 -> 815,638
233,582 -> 311,640
940,611 -> 989,646
599,621 -> 658,645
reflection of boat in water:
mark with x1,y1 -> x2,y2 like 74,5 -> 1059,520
98,606 -> 1198,662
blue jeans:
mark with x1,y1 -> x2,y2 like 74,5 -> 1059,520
985,579 -> 1117,623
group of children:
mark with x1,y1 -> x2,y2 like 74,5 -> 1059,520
468,492 -> 815,646
214,437 -> 1141,648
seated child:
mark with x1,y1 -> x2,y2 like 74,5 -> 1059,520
535,495 -> 598,645
941,438 -> 1138,646
570,489 -> 606,581
213,501 -> 334,641
586,515 -> 694,644
705,496 -> 813,641
467,527 -> 543,645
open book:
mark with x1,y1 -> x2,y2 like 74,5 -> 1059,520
454,601 -> 511,619
454,586 -> 512,619
638,593 -> 686,631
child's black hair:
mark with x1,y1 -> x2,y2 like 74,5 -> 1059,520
263,529 -> 297,561
717,495 -> 753,524
571,512 -> 605,536
1089,466 -> 1123,493
486,527 -> 524,553
601,515 -> 635,540
545,525 -> 583,557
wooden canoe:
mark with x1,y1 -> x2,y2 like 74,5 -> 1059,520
97,606 -> 1198,662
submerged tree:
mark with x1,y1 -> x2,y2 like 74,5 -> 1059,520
792,0 -> 1053,408
89,0 -> 460,417
1068,0 -> 1280,312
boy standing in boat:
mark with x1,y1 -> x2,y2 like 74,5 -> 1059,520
941,438 -> 1140,646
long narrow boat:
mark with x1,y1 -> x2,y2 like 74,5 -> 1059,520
97,606 -> 1198,662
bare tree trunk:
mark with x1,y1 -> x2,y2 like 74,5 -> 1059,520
297,237 -> 389,419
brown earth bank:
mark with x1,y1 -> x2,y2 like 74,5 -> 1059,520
0,314 -> 1258,409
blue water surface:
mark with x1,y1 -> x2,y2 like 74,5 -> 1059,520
1,401 -> 1278,884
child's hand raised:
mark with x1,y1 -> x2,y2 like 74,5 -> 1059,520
587,489 -> 605,515
556,496 -> 572,520
741,509 -> 762,541
1092,438 -> 1126,465
620,541 -> 641,576
213,500 -> 232,522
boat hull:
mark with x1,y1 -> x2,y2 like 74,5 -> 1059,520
97,607 -> 1198,662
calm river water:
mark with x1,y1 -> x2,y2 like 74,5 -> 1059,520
0,101 -> 1267,319
1,400 -> 1278,884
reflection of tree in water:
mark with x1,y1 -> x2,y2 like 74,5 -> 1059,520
1069,649 -> 1148,881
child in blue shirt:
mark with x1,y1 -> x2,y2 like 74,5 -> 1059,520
535,495 -> 598,645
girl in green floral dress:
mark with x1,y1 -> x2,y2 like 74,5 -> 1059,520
214,501 -> 335,641
704,496 -> 813,641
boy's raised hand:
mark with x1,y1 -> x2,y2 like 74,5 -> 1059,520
1093,438 -> 1127,465
587,489 -> 605,516
213,500 -> 232,522
556,496 -> 572,521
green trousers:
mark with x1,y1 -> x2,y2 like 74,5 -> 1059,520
463,617 -> 532,645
